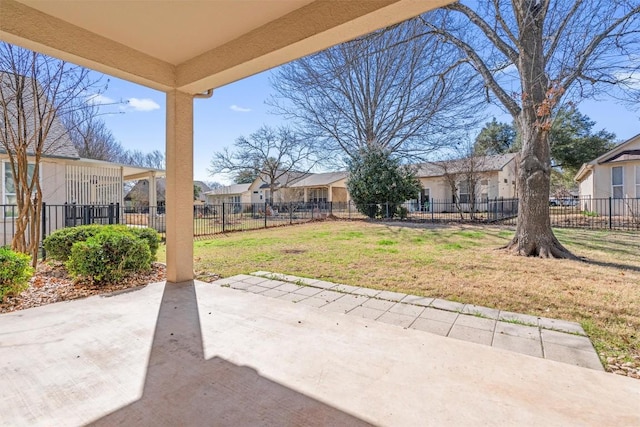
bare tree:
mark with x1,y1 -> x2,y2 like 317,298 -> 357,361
423,0 -> 640,258
269,18 -> 483,163
62,103 -> 126,161
120,149 -> 165,169
209,125 -> 318,204
0,43 -> 104,264
437,142 -> 488,220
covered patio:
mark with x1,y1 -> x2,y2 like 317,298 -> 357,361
1,1 -> 639,425
1,279 -> 638,425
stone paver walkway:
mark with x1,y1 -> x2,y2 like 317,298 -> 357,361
214,271 -> 603,371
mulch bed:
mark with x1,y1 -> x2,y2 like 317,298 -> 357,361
0,261 -> 167,314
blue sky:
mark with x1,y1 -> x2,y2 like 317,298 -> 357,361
94,68 -> 640,184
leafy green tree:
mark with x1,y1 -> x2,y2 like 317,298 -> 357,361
233,169 -> 259,184
549,108 -> 616,174
347,146 -> 421,218
474,118 -> 517,155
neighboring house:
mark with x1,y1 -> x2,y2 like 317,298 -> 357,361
285,171 -> 349,203
414,153 -> 518,212
575,133 -> 640,215
203,183 -> 251,205
0,74 -> 161,243
124,178 -> 205,209
248,170 -> 310,204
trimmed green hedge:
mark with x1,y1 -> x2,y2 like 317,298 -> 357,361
44,225 -> 160,261
0,248 -> 33,302
66,229 -> 152,284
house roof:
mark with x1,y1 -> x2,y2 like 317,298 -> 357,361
415,153 -> 517,178
251,170 -> 311,190
289,171 -> 348,188
0,72 -> 79,159
205,183 -> 251,196
574,133 -> 640,182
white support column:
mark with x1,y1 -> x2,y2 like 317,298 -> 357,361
304,188 -> 308,203
148,171 -> 157,229
165,90 -> 194,283
327,186 -> 332,202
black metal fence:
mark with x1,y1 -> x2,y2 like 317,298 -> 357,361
0,196 -> 637,248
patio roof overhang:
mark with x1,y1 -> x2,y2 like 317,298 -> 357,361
0,0 -> 453,282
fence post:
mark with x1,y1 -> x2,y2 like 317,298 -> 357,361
115,202 -> 120,224
348,200 -> 351,219
311,202 -> 314,220
385,202 -> 389,218
264,201 -> 268,228
431,198 -> 434,223
83,205 -> 90,225
41,202 -> 47,260
289,202 -> 293,225
222,203 -> 225,233
609,197 -> 612,230
108,203 -> 114,224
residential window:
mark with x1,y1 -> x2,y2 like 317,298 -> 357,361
612,166 -> 624,199
458,181 -> 470,204
4,162 -> 36,205
308,188 -> 328,203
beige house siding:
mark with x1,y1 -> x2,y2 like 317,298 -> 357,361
576,134 -> 640,215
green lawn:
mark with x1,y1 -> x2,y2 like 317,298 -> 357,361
158,220 -> 640,371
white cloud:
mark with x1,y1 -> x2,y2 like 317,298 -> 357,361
127,98 -> 160,112
86,93 -> 115,105
230,104 -> 251,113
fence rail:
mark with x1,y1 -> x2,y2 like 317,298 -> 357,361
0,196 -> 637,248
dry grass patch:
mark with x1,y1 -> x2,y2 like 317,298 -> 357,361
159,221 -> 640,374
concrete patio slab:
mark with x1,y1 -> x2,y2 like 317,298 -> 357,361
376,311 -> 416,328
498,310 -> 540,326
376,290 -> 407,302
448,324 -> 494,346
293,286 -> 324,297
400,295 -> 434,306
244,272 -> 604,371
388,302 -> 425,317
462,304 -> 501,319
453,314 -> 497,332
543,343 -> 605,371
495,322 -> 540,340
351,287 -> 381,298
3,280 -> 638,426
493,334 -> 543,358
409,318 -> 452,336
420,307 -> 459,323
430,298 -> 465,312
538,316 -> 586,335
348,306 -> 385,320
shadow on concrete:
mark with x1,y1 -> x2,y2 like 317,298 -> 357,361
89,281 -> 370,426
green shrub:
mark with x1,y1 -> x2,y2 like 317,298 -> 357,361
126,227 -> 160,259
66,230 -> 151,284
44,225 -> 161,261
43,224 -> 104,261
0,248 -> 34,302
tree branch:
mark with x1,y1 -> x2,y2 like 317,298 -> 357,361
422,18 -> 521,117
445,2 -> 519,64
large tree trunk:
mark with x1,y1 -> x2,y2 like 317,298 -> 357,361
504,124 -> 575,259
503,0 -> 575,259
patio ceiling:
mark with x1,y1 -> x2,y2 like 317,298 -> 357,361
1,0 -> 452,93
